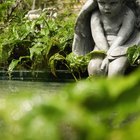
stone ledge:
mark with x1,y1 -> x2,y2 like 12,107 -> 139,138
0,70 -> 75,82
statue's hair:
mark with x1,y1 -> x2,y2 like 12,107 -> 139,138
126,0 -> 137,8
94,0 -> 139,27
95,0 -> 138,8
95,0 -> 139,15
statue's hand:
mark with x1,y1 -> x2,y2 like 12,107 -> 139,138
107,47 -> 128,58
100,57 -> 109,74
107,48 -> 114,57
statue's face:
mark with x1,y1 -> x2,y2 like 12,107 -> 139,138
97,0 -> 122,18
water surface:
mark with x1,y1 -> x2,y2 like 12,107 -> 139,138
0,80 -> 66,95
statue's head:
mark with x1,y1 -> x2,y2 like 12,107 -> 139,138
96,0 -> 124,18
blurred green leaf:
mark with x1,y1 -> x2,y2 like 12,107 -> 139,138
127,45 -> 140,65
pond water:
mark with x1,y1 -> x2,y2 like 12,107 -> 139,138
0,80 -> 67,95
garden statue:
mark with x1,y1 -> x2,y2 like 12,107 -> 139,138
72,0 -> 140,77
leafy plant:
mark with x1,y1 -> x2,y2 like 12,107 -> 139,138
127,45 -> 140,66
0,6 -> 76,73
66,51 -> 106,79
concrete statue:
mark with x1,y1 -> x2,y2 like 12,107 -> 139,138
72,0 -> 140,76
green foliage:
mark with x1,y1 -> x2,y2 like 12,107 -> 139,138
49,53 -> 66,76
0,0 -> 14,21
0,69 -> 140,140
0,7 -> 76,72
66,51 -> 106,79
127,45 -> 140,66
66,52 -> 89,74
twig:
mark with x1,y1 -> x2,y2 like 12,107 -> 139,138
32,0 -> 36,10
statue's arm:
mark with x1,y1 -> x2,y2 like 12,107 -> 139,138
110,7 -> 136,49
90,11 -> 109,52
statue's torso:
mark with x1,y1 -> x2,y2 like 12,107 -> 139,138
100,12 -> 124,46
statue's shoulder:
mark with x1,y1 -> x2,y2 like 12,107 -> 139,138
124,6 -> 136,20
90,10 -> 100,24
129,0 -> 140,29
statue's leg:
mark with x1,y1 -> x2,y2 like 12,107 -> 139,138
108,56 -> 129,77
88,58 -> 104,76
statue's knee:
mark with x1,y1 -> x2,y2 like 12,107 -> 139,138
88,59 -> 102,76
108,63 -> 126,76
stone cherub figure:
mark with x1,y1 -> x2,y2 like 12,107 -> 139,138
72,0 -> 140,77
